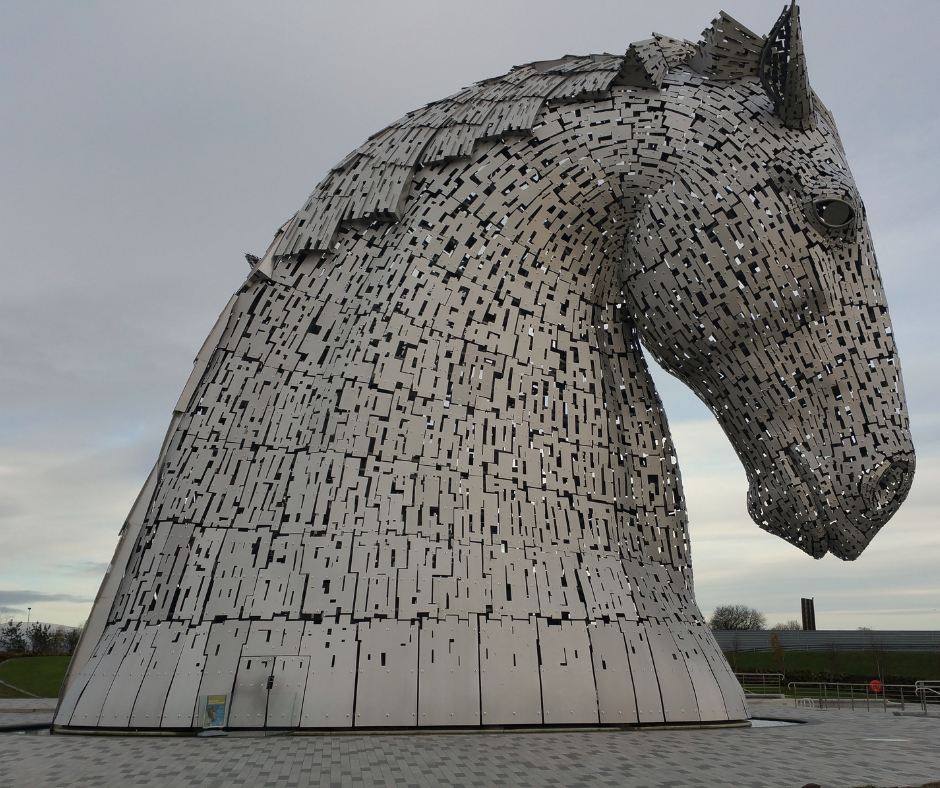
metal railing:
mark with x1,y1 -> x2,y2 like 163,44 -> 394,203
789,681 -> 940,713
734,672 -> 784,695
915,680 -> 940,710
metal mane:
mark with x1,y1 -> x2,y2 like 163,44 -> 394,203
272,13 -> 772,258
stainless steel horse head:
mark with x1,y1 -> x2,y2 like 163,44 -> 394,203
621,6 -> 914,559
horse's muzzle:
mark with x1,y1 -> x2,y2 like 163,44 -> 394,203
860,455 -> 914,514
748,450 -> 915,560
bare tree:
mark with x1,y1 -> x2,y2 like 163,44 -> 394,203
709,605 -> 766,630
769,633 -> 786,674
728,633 -> 740,672
862,629 -> 888,682
770,620 -> 801,631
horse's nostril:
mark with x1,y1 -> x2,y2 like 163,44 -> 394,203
861,456 -> 914,513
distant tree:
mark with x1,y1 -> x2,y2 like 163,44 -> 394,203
49,628 -> 65,655
27,622 -> 53,654
709,604 -> 766,631
1,620 -> 28,653
770,620 -> 801,631
64,623 -> 84,655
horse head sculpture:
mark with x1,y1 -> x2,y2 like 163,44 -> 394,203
57,5 -> 913,732
624,5 -> 914,560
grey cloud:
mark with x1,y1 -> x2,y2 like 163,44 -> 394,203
53,562 -> 110,578
0,590 -> 93,606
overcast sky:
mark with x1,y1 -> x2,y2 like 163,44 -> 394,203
2,1 -> 938,629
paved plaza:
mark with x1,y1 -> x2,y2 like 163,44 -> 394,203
0,702 -> 937,787
0,698 -> 58,731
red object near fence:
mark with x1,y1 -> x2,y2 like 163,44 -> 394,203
870,679 -> 883,694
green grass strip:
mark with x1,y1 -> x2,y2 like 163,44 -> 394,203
724,650 -> 940,682
0,656 -> 71,698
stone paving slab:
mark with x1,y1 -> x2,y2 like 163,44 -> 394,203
0,699 -> 57,712
0,706 -> 937,788
0,699 -> 57,730
0,712 -> 53,729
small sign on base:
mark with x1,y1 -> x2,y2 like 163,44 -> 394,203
204,694 -> 227,728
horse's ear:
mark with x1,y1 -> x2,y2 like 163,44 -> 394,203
613,38 -> 669,89
688,12 -> 764,80
614,36 -> 698,89
760,3 -> 816,131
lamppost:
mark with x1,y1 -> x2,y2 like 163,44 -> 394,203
27,607 -> 31,625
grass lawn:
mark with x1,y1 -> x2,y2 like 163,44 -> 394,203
0,656 -> 71,698
0,681 -> 32,699
725,649 -> 940,683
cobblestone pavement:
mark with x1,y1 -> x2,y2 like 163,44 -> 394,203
0,705 -> 937,787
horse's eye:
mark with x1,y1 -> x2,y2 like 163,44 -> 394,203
813,198 -> 855,228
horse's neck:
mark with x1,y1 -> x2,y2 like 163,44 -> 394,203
255,132 -> 690,572
110,107 -> 699,634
